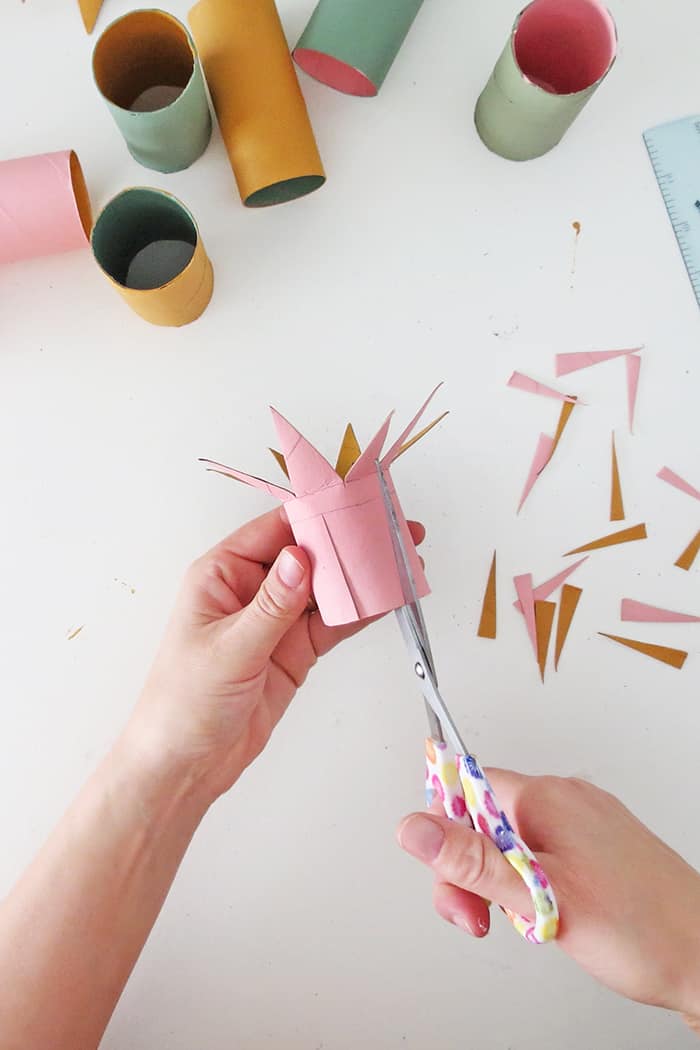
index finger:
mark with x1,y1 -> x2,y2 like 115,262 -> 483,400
212,507 -> 295,566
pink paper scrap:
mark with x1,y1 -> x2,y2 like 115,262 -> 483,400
621,599 -> 700,624
555,348 -> 642,377
514,574 -> 538,656
626,354 -> 641,434
507,372 -> 577,404
517,433 -> 554,513
513,556 -> 588,613
657,467 -> 700,503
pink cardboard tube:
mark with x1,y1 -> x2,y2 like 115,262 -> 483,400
0,150 -> 92,265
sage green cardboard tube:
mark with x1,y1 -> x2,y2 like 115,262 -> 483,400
475,0 -> 617,161
93,9 -> 211,173
293,0 -> 424,97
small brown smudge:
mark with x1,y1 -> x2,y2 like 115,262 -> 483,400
570,221 -> 582,282
67,625 -> 84,641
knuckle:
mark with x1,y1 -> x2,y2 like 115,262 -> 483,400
255,580 -> 289,621
442,830 -> 489,891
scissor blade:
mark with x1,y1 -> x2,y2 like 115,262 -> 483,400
376,460 -> 436,677
394,607 -> 444,742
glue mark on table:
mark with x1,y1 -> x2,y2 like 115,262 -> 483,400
67,625 -> 84,641
114,578 -> 136,595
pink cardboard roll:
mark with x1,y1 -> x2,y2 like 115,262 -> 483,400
0,150 -> 92,265
202,390 -> 444,627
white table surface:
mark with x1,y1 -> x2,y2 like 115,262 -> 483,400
2,1 -> 699,1047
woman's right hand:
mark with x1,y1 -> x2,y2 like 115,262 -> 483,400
397,771 -> 700,1029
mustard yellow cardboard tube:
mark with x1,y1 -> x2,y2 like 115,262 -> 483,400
188,0 -> 325,207
91,188 -> 213,327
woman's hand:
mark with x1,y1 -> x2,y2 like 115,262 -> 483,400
125,507 -> 424,806
397,771 -> 700,1024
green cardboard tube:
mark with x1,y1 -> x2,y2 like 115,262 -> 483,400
474,0 -> 617,161
293,0 -> 424,97
93,9 -> 212,174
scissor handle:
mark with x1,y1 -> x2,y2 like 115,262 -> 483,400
425,739 -> 559,945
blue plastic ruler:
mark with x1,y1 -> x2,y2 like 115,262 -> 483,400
643,115 -> 700,309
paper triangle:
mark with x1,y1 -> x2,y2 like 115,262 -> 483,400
514,574 -> 537,656
675,529 -> 700,572
395,412 -> 449,462
507,372 -> 577,403
518,433 -> 554,513
657,467 -> 700,503
381,384 -> 443,467
599,633 -> 688,670
514,557 -> 588,613
199,460 -> 294,503
78,0 -> 104,32
621,599 -> 700,624
564,523 -> 647,556
345,413 -> 393,482
555,348 -> 642,377
535,600 -> 556,682
477,551 -> 497,639
269,448 -> 289,479
626,355 -> 641,434
334,424 -> 361,480
271,408 -> 339,496
554,585 -> 582,670
610,433 -> 625,521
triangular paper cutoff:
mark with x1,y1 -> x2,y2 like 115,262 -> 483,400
507,372 -> 577,404
599,633 -> 688,670
626,355 -> 641,434
621,600 -> 700,624
564,523 -> 647,556
514,574 -> 537,656
78,0 -> 104,32
676,530 -> 700,571
554,585 -> 582,670
395,412 -> 449,461
610,433 -> 625,521
535,600 -> 556,681
555,348 -> 642,377
514,557 -> 588,613
477,551 -> 497,639
657,467 -> 700,503
334,424 -> 361,479
518,433 -> 554,512
546,398 -> 577,466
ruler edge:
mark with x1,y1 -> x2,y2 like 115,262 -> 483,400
643,115 -> 700,309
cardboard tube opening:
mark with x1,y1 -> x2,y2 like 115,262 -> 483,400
294,48 -> 376,96
92,188 -> 197,289
246,174 -> 326,207
514,0 -> 616,94
93,10 -> 195,111
69,151 -> 93,239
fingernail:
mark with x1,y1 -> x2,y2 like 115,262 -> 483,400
277,549 -> 305,589
399,815 -> 445,862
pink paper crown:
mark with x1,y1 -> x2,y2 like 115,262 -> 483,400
202,386 -> 446,626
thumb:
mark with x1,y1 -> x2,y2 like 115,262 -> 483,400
397,813 -> 534,919
226,546 -> 312,678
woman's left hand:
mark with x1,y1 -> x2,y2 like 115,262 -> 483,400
126,507 -> 425,806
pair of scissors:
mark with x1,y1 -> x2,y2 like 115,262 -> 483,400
376,461 -> 559,944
